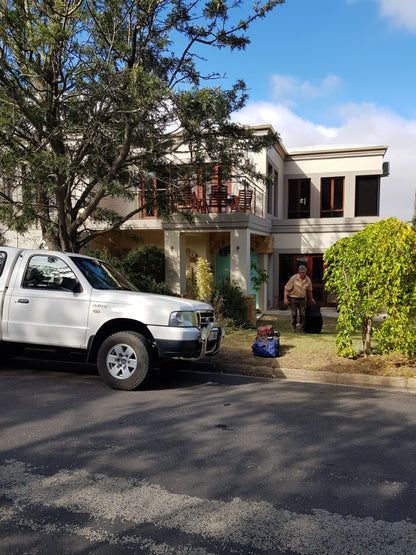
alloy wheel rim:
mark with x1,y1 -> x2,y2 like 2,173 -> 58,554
106,343 -> 138,379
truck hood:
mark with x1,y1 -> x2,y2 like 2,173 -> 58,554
90,289 -> 214,326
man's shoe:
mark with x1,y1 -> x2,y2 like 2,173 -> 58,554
300,329 -> 305,334
291,326 -> 296,332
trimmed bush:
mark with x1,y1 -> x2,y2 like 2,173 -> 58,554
211,280 -> 250,328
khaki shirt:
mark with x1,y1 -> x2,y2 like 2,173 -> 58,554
285,273 -> 312,299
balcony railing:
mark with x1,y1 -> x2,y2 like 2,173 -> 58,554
137,183 -> 265,219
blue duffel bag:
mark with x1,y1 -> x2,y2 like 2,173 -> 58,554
252,336 -> 279,358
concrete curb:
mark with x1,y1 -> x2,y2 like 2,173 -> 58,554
188,360 -> 416,393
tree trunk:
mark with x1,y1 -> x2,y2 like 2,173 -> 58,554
362,316 -> 373,356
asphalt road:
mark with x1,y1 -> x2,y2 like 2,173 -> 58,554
1,355 -> 416,554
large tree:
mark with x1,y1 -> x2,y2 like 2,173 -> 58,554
0,0 -> 282,252
324,218 -> 416,358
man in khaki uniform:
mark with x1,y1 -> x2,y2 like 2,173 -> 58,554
284,265 -> 315,333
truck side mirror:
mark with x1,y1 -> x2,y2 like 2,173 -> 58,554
73,281 -> 83,293
60,277 -> 83,293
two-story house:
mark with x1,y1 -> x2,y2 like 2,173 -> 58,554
3,124 -> 387,309
93,124 -> 388,309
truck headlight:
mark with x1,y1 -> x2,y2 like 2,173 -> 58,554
169,311 -> 197,327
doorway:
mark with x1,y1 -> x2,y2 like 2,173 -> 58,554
279,254 -> 329,306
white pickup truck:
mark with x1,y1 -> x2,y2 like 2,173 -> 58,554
0,247 -> 223,390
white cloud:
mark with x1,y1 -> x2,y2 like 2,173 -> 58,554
377,0 -> 416,32
348,0 -> 416,32
271,74 -> 341,105
233,101 -> 416,221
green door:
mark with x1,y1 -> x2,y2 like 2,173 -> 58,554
215,244 -> 230,286
215,245 -> 259,308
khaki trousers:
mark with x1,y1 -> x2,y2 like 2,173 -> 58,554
289,297 -> 306,331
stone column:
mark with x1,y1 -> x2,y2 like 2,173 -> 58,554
230,228 -> 251,295
164,230 -> 186,294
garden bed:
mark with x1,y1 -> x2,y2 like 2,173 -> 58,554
213,315 -> 416,379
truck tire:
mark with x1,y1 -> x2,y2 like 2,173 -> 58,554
97,331 -> 154,391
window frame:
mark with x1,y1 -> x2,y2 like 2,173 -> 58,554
355,175 -> 380,217
287,178 -> 311,219
22,254 -> 79,291
320,176 -> 344,218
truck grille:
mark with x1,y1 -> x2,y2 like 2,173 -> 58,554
198,311 -> 215,327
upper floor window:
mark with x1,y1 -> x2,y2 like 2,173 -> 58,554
288,179 -> 310,219
267,164 -> 273,215
267,164 -> 279,216
355,176 -> 380,216
321,177 -> 344,218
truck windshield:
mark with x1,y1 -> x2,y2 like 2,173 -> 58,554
70,257 -> 138,291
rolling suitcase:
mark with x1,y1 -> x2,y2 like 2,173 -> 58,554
305,305 -> 323,334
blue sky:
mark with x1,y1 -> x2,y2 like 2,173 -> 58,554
196,0 -> 416,221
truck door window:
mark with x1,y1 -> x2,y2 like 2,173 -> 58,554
22,255 -> 78,291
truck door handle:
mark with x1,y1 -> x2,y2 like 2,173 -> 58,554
17,298 -> 29,304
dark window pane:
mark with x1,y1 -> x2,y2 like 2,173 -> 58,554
288,179 -> 310,218
288,181 -> 298,212
267,164 -> 273,214
300,180 -> 310,212
321,177 -> 344,217
312,257 -> 324,283
355,176 -> 380,216
321,178 -> 331,211
333,178 -> 344,210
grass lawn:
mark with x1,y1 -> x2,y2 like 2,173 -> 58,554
214,313 -> 416,378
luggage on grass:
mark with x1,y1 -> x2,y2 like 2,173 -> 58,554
252,327 -> 280,358
257,325 -> 275,338
305,305 -> 323,334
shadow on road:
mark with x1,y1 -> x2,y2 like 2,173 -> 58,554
0,348 -> 264,390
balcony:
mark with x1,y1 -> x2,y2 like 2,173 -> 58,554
138,182 -> 264,219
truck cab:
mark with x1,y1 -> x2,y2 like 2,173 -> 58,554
0,247 -> 223,390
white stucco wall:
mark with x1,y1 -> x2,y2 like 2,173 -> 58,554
2,228 -> 44,249
283,147 -> 387,220
272,217 -> 380,253
285,150 -> 386,176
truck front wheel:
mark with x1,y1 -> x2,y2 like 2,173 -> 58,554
97,331 -> 154,391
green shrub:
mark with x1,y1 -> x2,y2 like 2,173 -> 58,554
196,257 -> 214,302
250,262 -> 269,292
122,245 -> 165,283
130,275 -> 174,295
211,280 -> 249,327
89,246 -> 174,296
324,218 -> 416,357
186,267 -> 198,299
